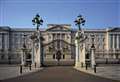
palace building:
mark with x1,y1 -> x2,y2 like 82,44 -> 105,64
0,24 -> 120,64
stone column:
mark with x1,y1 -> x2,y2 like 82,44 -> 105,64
80,43 -> 86,67
35,45 -> 41,67
75,32 -> 79,67
113,35 -> 115,49
75,31 -> 86,67
31,42 -> 34,65
60,33 -> 62,50
117,34 -> 119,49
24,49 -> 26,65
35,31 -> 41,67
91,47 -> 95,68
4,33 -> 9,60
108,34 -> 111,49
21,51 -> 25,65
75,38 -> 79,65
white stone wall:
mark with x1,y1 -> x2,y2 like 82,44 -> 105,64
0,26 -> 120,64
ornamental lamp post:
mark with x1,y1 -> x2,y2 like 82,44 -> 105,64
90,34 -> 96,71
22,34 -> 27,66
74,15 -> 85,31
20,34 -> 27,74
31,14 -> 44,67
32,14 -> 43,30
74,14 -> 86,67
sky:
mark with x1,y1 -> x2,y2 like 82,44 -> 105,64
0,0 -> 120,29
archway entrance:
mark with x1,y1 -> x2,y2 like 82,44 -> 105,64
56,50 -> 62,62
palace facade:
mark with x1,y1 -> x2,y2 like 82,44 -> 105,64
0,24 -> 120,64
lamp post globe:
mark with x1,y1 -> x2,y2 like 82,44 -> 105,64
32,14 -> 43,30
74,14 -> 85,31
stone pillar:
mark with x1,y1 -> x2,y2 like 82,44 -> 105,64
75,37 -> 79,66
108,34 -> 111,49
75,31 -> 86,67
34,31 -> 41,68
91,47 -> 95,68
21,51 -> 25,65
75,32 -> 79,67
24,50 -> 26,65
113,35 -> 115,49
60,34 -> 62,49
35,44 -> 41,67
80,43 -> 86,67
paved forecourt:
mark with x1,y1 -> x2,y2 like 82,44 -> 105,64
1,66 -> 119,82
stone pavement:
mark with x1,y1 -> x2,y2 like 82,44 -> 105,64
1,66 -> 119,82
75,65 -> 120,81
0,64 -> 42,80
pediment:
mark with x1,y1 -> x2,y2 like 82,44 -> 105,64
46,24 -> 71,31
